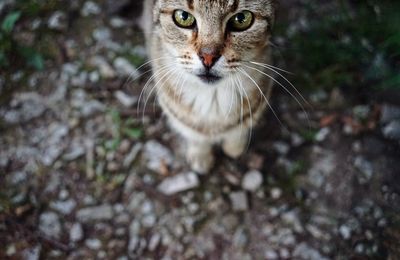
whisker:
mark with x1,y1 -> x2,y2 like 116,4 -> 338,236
142,67 -> 179,122
243,64 -> 311,129
238,68 -> 289,133
137,64 -> 176,118
248,61 -> 310,109
234,71 -> 253,151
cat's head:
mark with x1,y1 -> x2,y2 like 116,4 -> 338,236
153,0 -> 275,85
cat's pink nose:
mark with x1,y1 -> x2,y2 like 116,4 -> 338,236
199,49 -> 220,69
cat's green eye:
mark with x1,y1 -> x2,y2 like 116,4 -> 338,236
229,11 -> 254,31
173,10 -> 196,28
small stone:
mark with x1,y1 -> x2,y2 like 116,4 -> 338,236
270,188 -> 282,199
158,172 -> 199,195
1,93 -> 46,124
48,11 -> 67,30
381,104 -> 400,124
242,170 -> 263,192
6,244 -> 16,256
115,91 -> 138,107
63,145 -> 85,161
148,234 -> 161,251
273,141 -> 290,155
76,204 -> 114,223
143,140 -> 173,173
142,214 -> 157,228
293,243 -> 328,260
22,245 -> 41,260
81,1 -> 101,16
265,249 -> 279,259
90,56 -> 116,79
114,57 -> 138,78
382,120 -> 400,141
339,225 -> 351,240
70,223 -> 84,242
354,156 -> 373,184
93,27 -> 111,42
85,238 -> 102,250
39,212 -> 61,239
123,143 -> 142,168
233,227 -> 248,247
315,127 -> 330,142
50,199 -> 77,215
229,192 -> 248,211
291,132 -> 305,147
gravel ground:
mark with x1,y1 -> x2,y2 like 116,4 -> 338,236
1,1 -> 400,259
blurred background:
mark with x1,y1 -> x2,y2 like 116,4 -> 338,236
0,0 -> 399,259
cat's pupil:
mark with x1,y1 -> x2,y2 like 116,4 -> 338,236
236,13 -> 245,23
181,11 -> 189,21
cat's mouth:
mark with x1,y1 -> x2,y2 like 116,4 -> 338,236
196,72 -> 222,84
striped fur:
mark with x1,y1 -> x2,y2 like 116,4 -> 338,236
141,0 -> 275,173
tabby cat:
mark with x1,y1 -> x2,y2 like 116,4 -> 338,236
140,0 -> 276,173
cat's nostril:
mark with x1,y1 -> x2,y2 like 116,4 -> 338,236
199,51 -> 220,69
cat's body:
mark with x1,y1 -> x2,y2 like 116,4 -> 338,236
141,0 -> 275,173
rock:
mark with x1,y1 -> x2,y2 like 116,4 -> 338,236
273,141 -> 290,155
382,120 -> 400,141
308,149 -> 335,188
291,132 -> 305,147
90,56 -> 116,79
354,156 -> 373,184
50,199 -> 77,215
48,11 -> 67,30
242,170 -> 263,192
41,124 -> 69,166
229,192 -> 248,211
142,214 -> 157,228
1,93 -> 46,124
292,243 -> 328,260
270,187 -> 282,199
39,212 -> 62,239
81,1 -> 101,16
315,127 -> 330,142
22,245 -> 41,260
339,225 -> 351,240
85,238 -> 102,250
265,249 -> 279,259
70,223 -> 84,242
233,227 -> 248,247
92,27 -> 111,42
115,91 -> 138,108
158,172 -> 200,195
113,57 -> 138,78
143,140 -> 173,173
381,104 -> 400,124
76,204 -> 114,223
123,143 -> 142,168
148,233 -> 161,251
63,144 -> 85,161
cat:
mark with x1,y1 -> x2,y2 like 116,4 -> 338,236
140,0 -> 276,173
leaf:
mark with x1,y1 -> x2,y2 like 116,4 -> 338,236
17,46 -> 44,70
1,11 -> 21,33
123,128 -> 143,139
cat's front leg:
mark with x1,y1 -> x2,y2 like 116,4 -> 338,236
186,139 -> 214,174
222,127 -> 249,159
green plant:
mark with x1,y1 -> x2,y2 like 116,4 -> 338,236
275,1 -> 400,91
0,10 -> 44,70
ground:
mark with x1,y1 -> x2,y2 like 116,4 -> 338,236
1,0 -> 400,259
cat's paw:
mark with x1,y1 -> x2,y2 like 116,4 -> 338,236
222,140 -> 246,159
187,149 -> 214,174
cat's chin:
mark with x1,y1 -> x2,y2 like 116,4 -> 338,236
196,73 -> 222,85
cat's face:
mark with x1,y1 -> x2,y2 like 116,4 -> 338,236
155,0 -> 275,85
